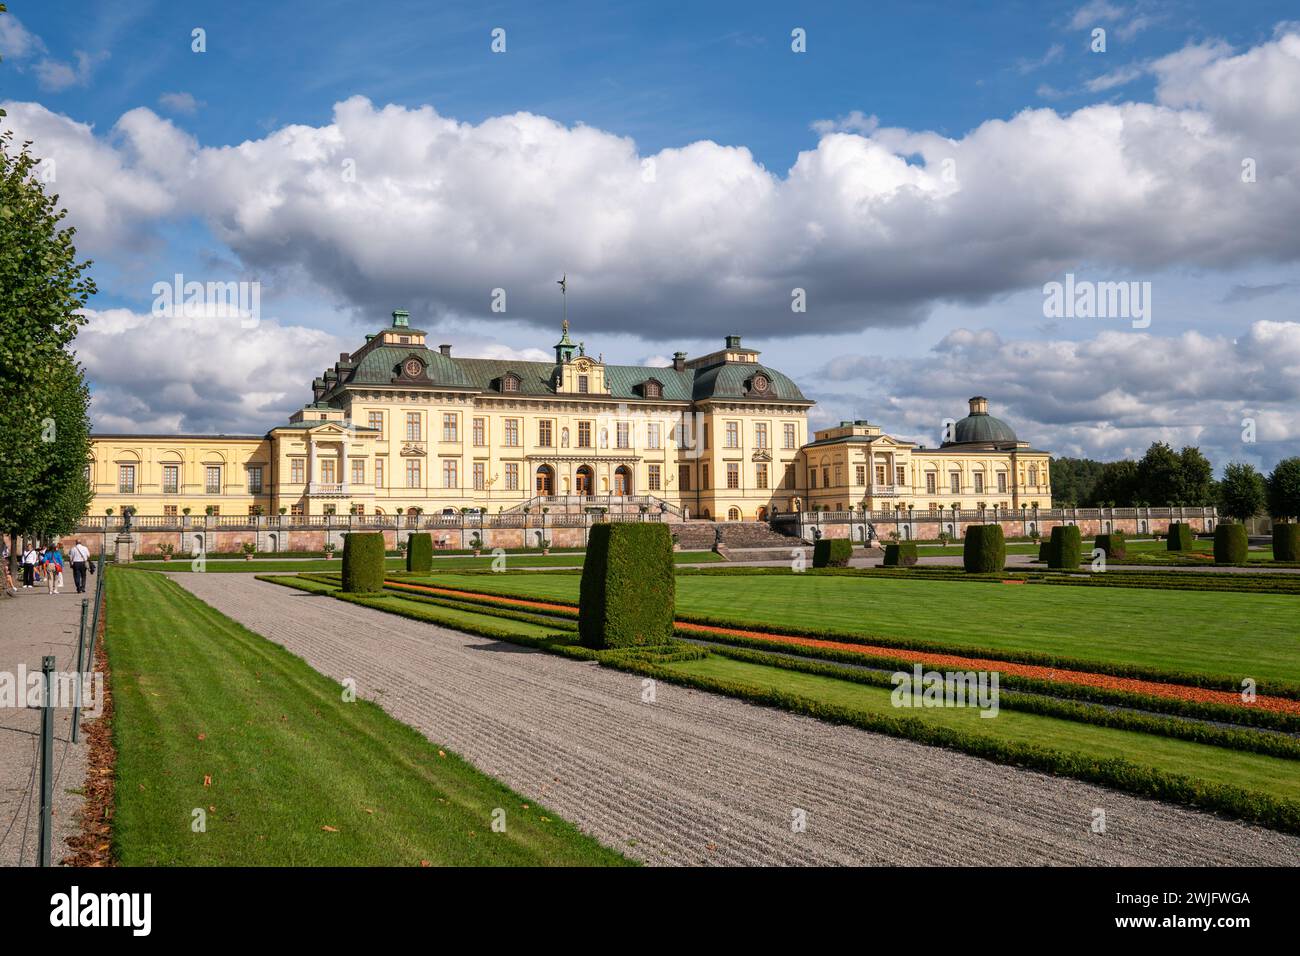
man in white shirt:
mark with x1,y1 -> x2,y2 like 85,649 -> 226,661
21,546 -> 38,588
69,540 -> 92,593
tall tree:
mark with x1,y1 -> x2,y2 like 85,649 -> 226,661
1176,446 -> 1216,506
1089,459 -> 1139,506
1135,442 -> 1182,506
1046,457 -> 1104,507
1267,458 -> 1300,522
0,98 -> 97,568
1218,462 -> 1266,522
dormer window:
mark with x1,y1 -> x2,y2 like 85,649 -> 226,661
502,373 -> 520,393
643,380 -> 662,399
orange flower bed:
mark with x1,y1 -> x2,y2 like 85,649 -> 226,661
385,579 -> 1299,715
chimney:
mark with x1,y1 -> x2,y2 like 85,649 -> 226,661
439,344 -> 451,356
673,351 -> 686,372
339,351 -> 350,363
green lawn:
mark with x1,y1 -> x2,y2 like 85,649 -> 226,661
412,570 -> 1300,685
660,656 -> 1300,804
127,550 -> 718,574
105,569 -> 628,866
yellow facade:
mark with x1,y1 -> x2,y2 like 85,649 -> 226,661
86,315 -> 1049,519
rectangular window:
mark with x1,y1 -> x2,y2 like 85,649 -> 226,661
950,473 -> 961,494
822,466 -> 830,487
998,472 -> 1007,493
835,464 -> 844,486
755,423 -> 768,449
320,460 -> 336,484
725,421 -> 739,448
875,465 -> 886,485
247,465 -> 263,494
163,504 -> 177,517
809,468 -> 817,489
703,424 -> 710,450
896,465 -> 906,487
291,458 -> 305,483
118,464 -> 136,494
577,421 -> 592,447
538,419 -> 553,447
783,423 -> 797,449
647,422 -> 662,449
727,463 -> 740,489
678,464 -> 691,492
442,413 -> 458,442
616,421 -> 630,449
472,417 -> 485,446
756,463 -> 768,489
674,421 -> 690,448
290,503 -> 304,516
855,464 -> 865,486
974,472 -> 985,493
926,473 -> 936,494
648,464 -> 661,491
375,458 -> 384,489
351,460 -> 364,486
406,460 -> 421,489
162,464 -> 179,494
504,419 -> 520,446
368,411 -> 384,438
473,462 -> 485,490
785,464 -> 795,488
577,374 -> 589,393
702,464 -> 710,489
443,460 -> 458,489
505,463 -> 519,491
405,412 -> 421,441
205,466 -> 222,495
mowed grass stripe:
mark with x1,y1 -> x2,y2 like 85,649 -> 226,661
106,569 -> 628,866
411,571 -> 1300,686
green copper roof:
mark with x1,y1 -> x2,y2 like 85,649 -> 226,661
945,411 -> 1018,445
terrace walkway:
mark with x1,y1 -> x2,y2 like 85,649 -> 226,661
0,588 -> 90,867
172,573 -> 1300,866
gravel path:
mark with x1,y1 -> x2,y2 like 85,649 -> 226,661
172,573 -> 1300,866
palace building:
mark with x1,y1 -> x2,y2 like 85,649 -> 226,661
86,311 -> 1051,521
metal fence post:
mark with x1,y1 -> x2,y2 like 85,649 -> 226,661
71,598 -> 89,743
38,655 -> 55,867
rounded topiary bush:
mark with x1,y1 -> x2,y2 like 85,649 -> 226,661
1094,531 -> 1127,559
1166,522 -> 1194,551
883,542 -> 917,567
579,523 -> 675,649
1273,522 -> 1300,562
812,538 -> 853,568
1213,523 -> 1248,564
1047,525 -> 1081,569
406,532 -> 433,572
963,525 -> 1006,573
341,532 -> 386,593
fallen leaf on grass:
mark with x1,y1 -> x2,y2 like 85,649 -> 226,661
438,750 -> 446,759
321,825 -> 339,833
203,775 -> 212,787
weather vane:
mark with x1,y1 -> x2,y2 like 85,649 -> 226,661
557,273 -> 567,330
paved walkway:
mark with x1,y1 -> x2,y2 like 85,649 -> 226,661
0,585 -> 91,867
173,572 -> 1299,866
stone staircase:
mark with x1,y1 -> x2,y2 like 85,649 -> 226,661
668,520 -> 802,556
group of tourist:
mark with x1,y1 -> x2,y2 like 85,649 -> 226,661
1,540 -> 93,595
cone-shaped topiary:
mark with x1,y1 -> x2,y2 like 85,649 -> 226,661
883,542 -> 917,567
341,532 -> 385,593
406,532 -> 433,572
1048,525 -> 1081,569
1273,522 -> 1300,562
1166,523 -> 1194,551
963,525 -> 1006,573
813,538 -> 853,568
579,523 -> 675,649
1213,523 -> 1248,564
1094,531 -> 1127,558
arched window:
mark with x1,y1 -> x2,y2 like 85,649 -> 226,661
643,380 -> 662,398
1029,464 -> 1039,486
727,507 -> 740,521
502,373 -> 520,393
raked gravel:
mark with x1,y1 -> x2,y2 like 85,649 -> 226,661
170,573 -> 1300,866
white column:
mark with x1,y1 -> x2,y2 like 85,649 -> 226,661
307,438 -> 316,496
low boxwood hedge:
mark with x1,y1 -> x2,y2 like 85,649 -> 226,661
813,538 -> 853,568
1273,522 -> 1300,562
579,522 -> 675,649
882,542 -> 918,567
1166,522 -> 1195,551
963,525 -> 1006,573
1213,523 -> 1248,564
341,532 -> 386,593
1094,531 -> 1127,558
406,532 -> 433,572
1047,525 -> 1081,569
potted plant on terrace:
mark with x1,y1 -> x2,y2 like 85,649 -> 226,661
158,542 -> 175,562
470,531 -> 482,556
540,538 -> 551,556
242,542 -> 256,561
323,542 -> 336,559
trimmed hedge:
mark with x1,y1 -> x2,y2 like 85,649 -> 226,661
812,538 -> 853,568
578,523 -> 675,649
1213,523 -> 1248,564
962,525 -> 1005,573
1047,524 -> 1081,569
406,532 -> 433,572
1037,541 -> 1050,562
882,542 -> 918,567
1166,522 -> 1194,551
341,532 -> 386,593
1094,531 -> 1127,559
1273,522 -> 1300,562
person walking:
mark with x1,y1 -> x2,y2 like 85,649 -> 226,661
69,539 -> 91,593
44,545 -> 64,595
21,544 -> 38,588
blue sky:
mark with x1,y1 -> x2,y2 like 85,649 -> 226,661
3,0 -> 1300,469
